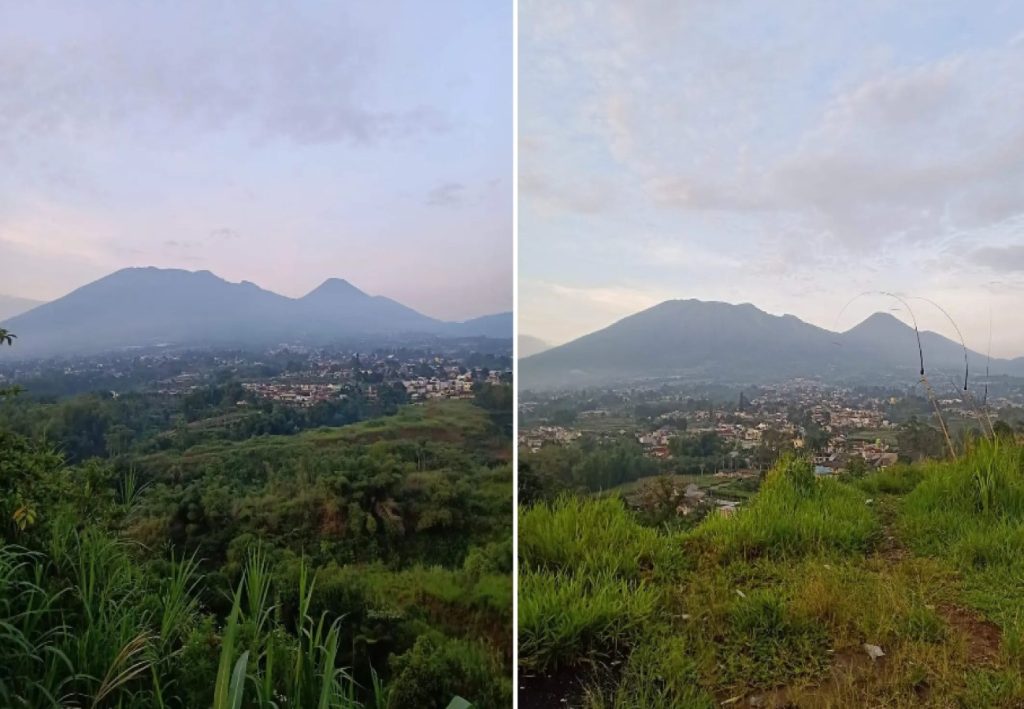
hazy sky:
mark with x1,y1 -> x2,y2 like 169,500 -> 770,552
520,0 -> 1024,357
0,1 -> 511,321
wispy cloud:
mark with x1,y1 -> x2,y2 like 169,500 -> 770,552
971,244 -> 1024,272
426,182 -> 466,207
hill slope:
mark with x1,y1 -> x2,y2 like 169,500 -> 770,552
448,312 -> 515,338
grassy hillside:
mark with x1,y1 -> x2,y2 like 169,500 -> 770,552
519,441 -> 1024,707
1,398 -> 512,708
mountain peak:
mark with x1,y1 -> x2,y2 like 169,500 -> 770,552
101,266 -> 222,284
303,278 -> 367,300
846,311 -> 912,334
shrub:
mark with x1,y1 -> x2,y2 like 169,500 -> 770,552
387,633 -> 510,708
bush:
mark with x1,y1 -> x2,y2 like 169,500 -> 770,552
388,634 -> 511,708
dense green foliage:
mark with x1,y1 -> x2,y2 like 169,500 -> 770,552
0,380 -> 409,464
518,440 -> 658,503
1,394 -> 512,707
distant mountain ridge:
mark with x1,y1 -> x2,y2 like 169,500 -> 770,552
518,335 -> 550,358
520,299 -> 1024,390
0,294 -> 43,321
0,268 -> 511,358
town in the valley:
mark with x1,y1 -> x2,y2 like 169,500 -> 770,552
518,377 -> 1024,520
0,340 -> 512,408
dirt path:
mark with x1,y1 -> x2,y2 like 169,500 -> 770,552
874,496 -> 1002,666
874,496 -> 908,563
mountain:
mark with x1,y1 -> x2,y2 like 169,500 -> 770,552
520,299 -> 1020,390
448,312 -> 514,339
298,278 -> 443,334
518,335 -> 550,358
0,294 -> 43,321
0,268 -> 510,358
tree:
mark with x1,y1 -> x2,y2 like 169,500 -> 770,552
803,423 -> 830,452
896,417 -> 946,462
0,329 -> 20,397
845,456 -> 868,478
993,420 -> 1015,441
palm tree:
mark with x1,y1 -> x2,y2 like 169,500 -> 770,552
0,328 -> 14,346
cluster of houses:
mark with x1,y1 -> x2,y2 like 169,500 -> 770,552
811,445 -> 898,474
240,381 -> 344,407
827,407 -> 889,429
518,425 -> 581,451
403,374 -> 475,401
531,407 -> 904,474
403,367 -> 505,402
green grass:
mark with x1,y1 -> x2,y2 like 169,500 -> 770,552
0,397 -> 513,709
0,528 -> 368,708
900,440 -> 1024,627
519,495 -> 683,581
520,445 -> 1024,707
518,496 -> 680,672
689,458 -> 880,562
518,568 -> 658,672
851,463 -> 925,495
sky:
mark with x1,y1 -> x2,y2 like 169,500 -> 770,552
0,1 -> 511,321
520,0 -> 1024,357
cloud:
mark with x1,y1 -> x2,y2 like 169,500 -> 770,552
520,171 -> 616,215
0,3 -> 510,321
547,282 -> 668,314
526,1 -> 1024,248
208,228 -> 241,241
646,41 -> 1024,251
163,239 -> 202,250
0,3 -> 447,153
971,245 -> 1024,272
426,182 -> 466,207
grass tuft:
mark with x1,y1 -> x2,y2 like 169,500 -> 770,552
689,457 -> 880,562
